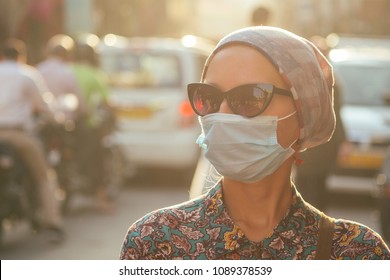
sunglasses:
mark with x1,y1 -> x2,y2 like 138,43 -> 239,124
187,83 -> 292,117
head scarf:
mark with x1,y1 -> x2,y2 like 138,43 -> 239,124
201,26 -> 335,151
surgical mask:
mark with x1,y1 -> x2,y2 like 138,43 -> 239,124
196,112 -> 296,183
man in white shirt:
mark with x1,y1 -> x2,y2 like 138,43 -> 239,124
0,38 -> 65,243
37,34 -> 87,121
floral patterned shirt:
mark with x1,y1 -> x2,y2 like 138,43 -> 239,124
120,182 -> 390,260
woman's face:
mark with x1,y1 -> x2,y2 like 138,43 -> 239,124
203,44 -> 299,148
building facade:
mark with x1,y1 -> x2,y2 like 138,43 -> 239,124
1,0 -> 389,63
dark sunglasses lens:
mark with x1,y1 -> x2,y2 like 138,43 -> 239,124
228,86 -> 269,117
190,85 -> 220,116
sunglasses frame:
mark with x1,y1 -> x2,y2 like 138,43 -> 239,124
187,83 -> 292,117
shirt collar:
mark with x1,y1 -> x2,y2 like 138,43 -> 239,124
203,180 -> 309,253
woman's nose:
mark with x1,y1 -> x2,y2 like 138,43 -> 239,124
218,99 -> 234,114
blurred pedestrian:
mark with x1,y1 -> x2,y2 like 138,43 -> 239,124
251,6 -> 271,26
294,35 -> 346,210
0,38 -> 65,243
71,35 -> 116,214
36,34 -> 88,122
119,26 -> 389,260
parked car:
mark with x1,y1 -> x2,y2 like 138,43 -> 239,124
98,34 -> 215,176
326,37 -> 390,195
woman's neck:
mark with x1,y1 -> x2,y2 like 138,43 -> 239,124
222,159 -> 294,242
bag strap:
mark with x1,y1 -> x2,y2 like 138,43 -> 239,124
315,213 -> 335,260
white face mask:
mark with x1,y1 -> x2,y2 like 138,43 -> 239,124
196,112 -> 296,183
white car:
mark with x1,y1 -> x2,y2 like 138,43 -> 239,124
98,34 -> 215,175
326,39 -> 390,195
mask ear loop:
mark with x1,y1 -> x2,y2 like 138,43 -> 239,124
289,118 -> 303,165
277,110 -> 297,121
278,111 -> 301,159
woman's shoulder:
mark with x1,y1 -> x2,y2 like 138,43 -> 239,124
120,195 -> 209,259
147,196 -> 204,224
127,183 -> 222,234
331,218 -> 390,260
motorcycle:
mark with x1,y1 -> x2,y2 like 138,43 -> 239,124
0,140 -> 39,244
41,93 -> 129,212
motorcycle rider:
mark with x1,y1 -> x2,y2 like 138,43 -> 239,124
0,38 -> 65,243
37,34 -> 88,122
71,35 -> 116,213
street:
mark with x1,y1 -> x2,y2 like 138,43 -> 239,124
0,171 -> 191,260
0,171 -> 387,260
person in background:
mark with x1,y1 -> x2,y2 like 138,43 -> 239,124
119,26 -> 389,260
71,36 -> 116,213
36,34 -> 87,122
251,6 -> 271,26
0,38 -> 65,243
294,35 -> 346,210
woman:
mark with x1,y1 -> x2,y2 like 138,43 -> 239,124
120,26 -> 390,259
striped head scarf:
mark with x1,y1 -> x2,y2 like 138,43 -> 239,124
201,26 -> 335,151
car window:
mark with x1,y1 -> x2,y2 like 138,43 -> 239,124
335,62 -> 390,106
101,52 -> 181,88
